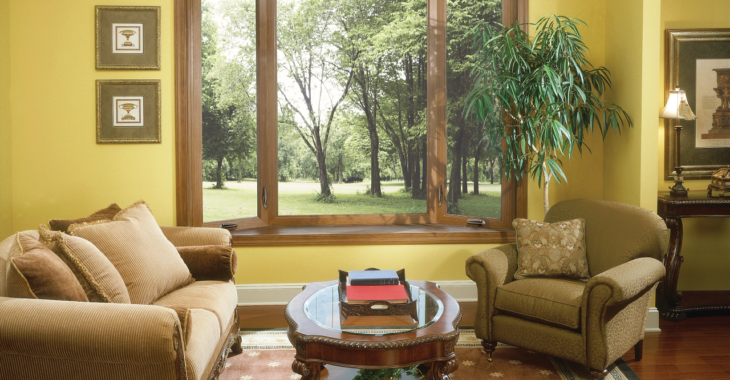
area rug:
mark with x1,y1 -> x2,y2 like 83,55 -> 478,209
219,329 -> 639,380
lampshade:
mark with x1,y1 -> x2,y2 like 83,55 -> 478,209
660,87 -> 696,120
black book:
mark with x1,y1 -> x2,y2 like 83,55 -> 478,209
349,270 -> 400,286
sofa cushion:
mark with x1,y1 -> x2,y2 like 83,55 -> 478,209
153,280 -> 237,331
176,245 -> 238,282
39,226 -> 130,304
48,203 -> 122,233
495,278 -> 584,330
6,234 -> 88,302
184,309 -> 222,380
68,200 -> 193,305
512,218 -> 590,280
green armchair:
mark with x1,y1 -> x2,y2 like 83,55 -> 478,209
466,199 -> 667,378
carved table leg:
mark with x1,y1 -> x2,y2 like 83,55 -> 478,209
425,358 -> 458,380
292,359 -> 321,380
656,217 -> 686,322
481,340 -> 497,362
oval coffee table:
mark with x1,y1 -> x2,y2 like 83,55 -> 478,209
285,280 -> 461,380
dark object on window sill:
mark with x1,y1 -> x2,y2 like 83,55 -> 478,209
220,222 -> 237,230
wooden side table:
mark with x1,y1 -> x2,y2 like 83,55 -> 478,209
656,192 -> 730,321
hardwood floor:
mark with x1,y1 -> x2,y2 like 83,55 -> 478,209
620,314 -> 730,380
238,304 -> 730,379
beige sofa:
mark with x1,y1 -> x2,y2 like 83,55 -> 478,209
0,226 -> 241,380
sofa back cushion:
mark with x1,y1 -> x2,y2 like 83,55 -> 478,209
69,201 -> 193,304
544,199 -> 668,276
0,230 -> 39,297
7,234 -> 89,302
48,203 -> 122,233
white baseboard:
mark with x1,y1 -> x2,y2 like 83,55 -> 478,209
645,307 -> 660,333
237,282 -> 661,332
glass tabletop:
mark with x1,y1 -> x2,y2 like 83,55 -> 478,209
303,284 -> 444,336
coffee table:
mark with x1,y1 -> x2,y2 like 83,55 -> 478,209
285,280 -> 461,380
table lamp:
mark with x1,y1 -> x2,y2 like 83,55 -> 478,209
661,87 -> 696,197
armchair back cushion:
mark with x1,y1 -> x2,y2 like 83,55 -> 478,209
544,199 -> 668,276
69,201 -> 193,304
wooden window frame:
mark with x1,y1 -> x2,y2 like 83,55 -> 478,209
175,0 -> 528,246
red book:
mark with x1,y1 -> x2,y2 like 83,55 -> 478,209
346,285 -> 409,304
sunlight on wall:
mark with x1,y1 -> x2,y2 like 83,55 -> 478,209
0,0 -> 12,239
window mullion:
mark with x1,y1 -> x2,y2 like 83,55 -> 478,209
427,0 -> 447,224
257,0 -> 278,225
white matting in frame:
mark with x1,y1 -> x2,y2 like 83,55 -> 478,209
112,23 -> 144,54
112,96 -> 144,127
695,59 -> 730,148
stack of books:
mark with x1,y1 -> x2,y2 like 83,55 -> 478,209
346,270 -> 409,305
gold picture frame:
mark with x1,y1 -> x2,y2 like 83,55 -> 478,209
96,80 -> 161,143
95,6 -> 161,70
664,29 -> 730,180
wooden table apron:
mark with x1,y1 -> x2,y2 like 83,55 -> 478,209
285,280 -> 462,380
656,192 -> 730,322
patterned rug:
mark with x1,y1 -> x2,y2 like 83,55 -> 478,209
219,329 -> 640,380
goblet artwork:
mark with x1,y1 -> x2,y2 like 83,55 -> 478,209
702,68 -> 730,139
119,103 -> 138,121
119,29 -> 136,47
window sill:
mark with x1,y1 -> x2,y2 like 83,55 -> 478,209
229,223 -> 515,247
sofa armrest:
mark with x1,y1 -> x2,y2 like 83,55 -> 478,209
465,243 -> 519,340
160,226 -> 231,247
586,257 -> 665,306
0,297 -> 185,367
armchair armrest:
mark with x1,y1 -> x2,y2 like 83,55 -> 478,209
586,257 -> 665,306
160,226 -> 231,247
465,243 -> 519,340
0,297 -> 184,367
582,258 -> 665,370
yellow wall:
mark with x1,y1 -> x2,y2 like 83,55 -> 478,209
0,0 -> 12,239
6,0 -> 176,233
659,0 -> 730,290
1,0 -> 727,290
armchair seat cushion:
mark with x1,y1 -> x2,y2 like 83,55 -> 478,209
152,280 -> 237,332
495,278 -> 584,330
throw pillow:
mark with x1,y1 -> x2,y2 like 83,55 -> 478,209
6,234 -> 88,302
176,245 -> 238,282
68,200 -> 193,305
39,226 -> 131,303
512,218 -> 589,280
49,203 -> 122,233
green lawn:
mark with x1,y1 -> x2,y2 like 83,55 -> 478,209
203,179 -> 501,222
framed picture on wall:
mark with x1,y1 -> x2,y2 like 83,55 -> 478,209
95,6 -> 161,70
96,80 -> 161,143
665,29 -> 730,180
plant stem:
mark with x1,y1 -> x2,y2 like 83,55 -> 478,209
543,163 -> 551,216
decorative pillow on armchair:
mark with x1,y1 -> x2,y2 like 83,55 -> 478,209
512,218 -> 590,280
68,200 -> 193,305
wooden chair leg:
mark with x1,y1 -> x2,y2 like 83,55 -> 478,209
481,340 -> 497,362
589,368 -> 609,379
635,339 -> 643,361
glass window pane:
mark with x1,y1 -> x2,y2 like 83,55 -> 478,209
201,0 -> 258,222
446,0 -> 502,218
277,0 -> 427,216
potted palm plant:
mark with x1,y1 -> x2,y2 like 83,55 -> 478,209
466,14 -> 632,214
